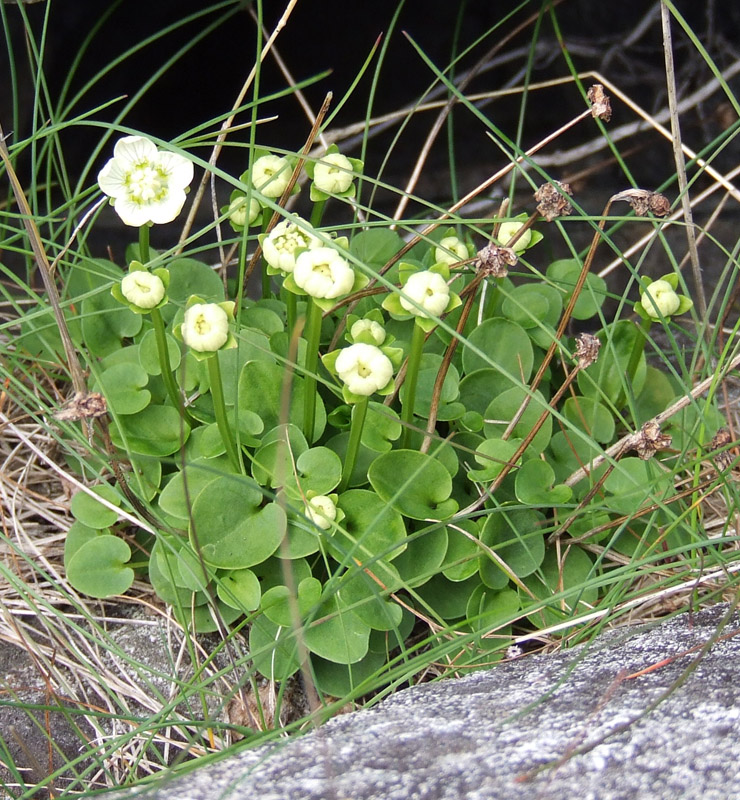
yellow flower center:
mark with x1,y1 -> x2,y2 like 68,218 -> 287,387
127,162 -> 167,204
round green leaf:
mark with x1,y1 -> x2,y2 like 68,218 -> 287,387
262,576 -> 322,627
303,594 -> 371,664
480,507 -> 546,581
217,568 -> 261,611
95,362 -> 151,415
392,523 -> 448,587
66,535 -> 134,598
462,318 -> 533,383
139,328 -> 181,375
467,437 -> 521,483
524,547 -> 597,627
563,395 -> 615,443
81,290 -> 142,357
110,405 -> 190,456
361,402 -> 402,452
442,519 -> 482,581
416,574 -> 479,620
368,450 -> 458,520
483,387 -> 552,456
577,320 -> 646,405
547,259 -> 607,320
334,489 -> 407,562
64,521 -> 100,565
340,561 -> 403,631
191,475 -> 286,568
514,459 -> 572,506
311,651 -> 386,698
465,585 -> 520,632
249,615 -> 301,681
70,485 -> 120,529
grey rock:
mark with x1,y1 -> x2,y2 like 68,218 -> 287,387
109,603 -> 740,800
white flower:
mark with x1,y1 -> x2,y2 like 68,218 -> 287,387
250,154 -> 292,198
293,247 -> 355,299
313,152 -> 354,194
399,270 -> 450,318
97,135 -> 193,227
350,318 -> 386,346
335,343 -> 393,396
305,495 -> 337,530
181,303 -> 229,352
120,271 -> 165,309
642,280 -> 680,319
434,235 -> 467,265
263,218 -> 319,273
228,195 -> 261,228
498,221 -> 531,253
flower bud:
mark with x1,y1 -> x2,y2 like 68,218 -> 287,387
642,280 -> 680,319
498,221 -> 532,253
181,303 -> 229,352
313,152 -> 354,194
399,270 -> 450,318
250,154 -> 292,198
262,218 -> 319,273
335,343 -> 393,396
305,495 -> 337,530
228,195 -> 261,228
434,235 -> 467,266
120,271 -> 165,309
350,318 -> 386,346
293,247 -> 355,299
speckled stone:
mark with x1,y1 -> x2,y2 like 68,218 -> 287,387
109,603 -> 740,800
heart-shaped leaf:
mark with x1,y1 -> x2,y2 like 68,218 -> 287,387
66,535 -> 134,598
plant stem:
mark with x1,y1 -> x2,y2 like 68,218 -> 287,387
283,286 -> 297,335
150,307 -> 194,426
401,322 -> 426,449
303,298 -> 322,442
619,315 -> 652,410
207,353 -> 241,473
339,397 -> 368,492
138,224 -> 150,264
310,198 -> 326,229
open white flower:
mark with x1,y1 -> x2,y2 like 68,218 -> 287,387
293,247 -> 355,299
498,221 -> 532,253
350,318 -> 386,346
399,270 -> 450,318
434,235 -> 467,266
335,343 -> 393,396
305,495 -> 337,530
120,271 -> 165,309
228,195 -> 261,228
98,135 -> 193,227
263,218 -> 319,273
642,280 -> 680,319
181,303 -> 229,352
313,152 -> 354,194
250,154 -> 292,198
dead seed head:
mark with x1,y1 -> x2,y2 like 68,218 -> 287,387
707,427 -> 735,472
54,392 -> 108,421
635,420 -> 672,460
611,189 -> 671,217
534,181 -> 573,222
475,243 -> 517,278
573,332 -> 600,369
587,84 -> 612,122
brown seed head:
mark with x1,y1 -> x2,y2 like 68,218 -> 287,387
707,427 -> 735,472
611,189 -> 671,217
634,420 -> 672,460
54,392 -> 108,421
573,332 -> 600,369
475,243 -> 517,278
534,181 -> 574,222
587,84 -> 612,122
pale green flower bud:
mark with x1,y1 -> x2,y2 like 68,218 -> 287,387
263,218 -> 319,273
228,196 -> 261,228
642,280 -> 680,319
434,235 -> 467,265
498,221 -> 532,253
250,154 -> 292,198
313,152 -> 354,194
399,270 -> 450,318
335,343 -> 393,396
181,303 -> 229,352
350,318 -> 386,346
293,247 -> 355,299
305,495 -> 337,530
120,271 -> 165,309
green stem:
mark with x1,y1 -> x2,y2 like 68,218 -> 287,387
151,307 -> 194,426
303,298 -> 322,442
401,322 -> 426,449
339,397 -> 368,492
207,354 -> 242,473
310,198 -> 326,229
619,316 -> 653,410
283,286 -> 297,335
138,224 -> 150,264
